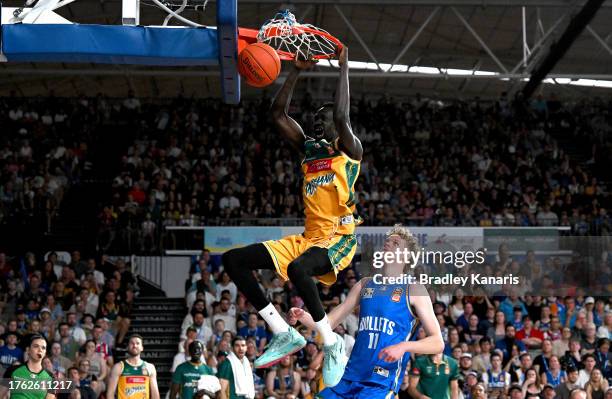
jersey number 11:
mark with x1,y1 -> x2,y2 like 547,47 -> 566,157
368,332 -> 379,349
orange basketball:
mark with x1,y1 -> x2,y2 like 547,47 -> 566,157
238,43 -> 281,88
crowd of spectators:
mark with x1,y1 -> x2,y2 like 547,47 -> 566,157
0,94 -> 99,232
0,250 -> 136,399
1,93 -> 611,253
173,248 -> 612,399
102,93 -> 611,253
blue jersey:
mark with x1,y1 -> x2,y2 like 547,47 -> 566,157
341,278 -> 418,392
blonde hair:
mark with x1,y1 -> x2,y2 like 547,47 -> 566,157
386,224 -> 419,253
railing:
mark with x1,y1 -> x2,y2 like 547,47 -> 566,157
130,255 -> 164,289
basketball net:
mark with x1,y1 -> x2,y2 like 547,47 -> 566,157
257,10 -> 341,60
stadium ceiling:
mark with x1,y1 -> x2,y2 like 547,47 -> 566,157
1,0 -> 612,98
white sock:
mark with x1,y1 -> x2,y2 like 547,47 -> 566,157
259,303 -> 289,334
315,315 -> 336,346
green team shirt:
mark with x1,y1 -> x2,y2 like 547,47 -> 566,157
172,361 -> 214,399
4,364 -> 54,399
410,355 -> 459,399
216,360 -> 240,399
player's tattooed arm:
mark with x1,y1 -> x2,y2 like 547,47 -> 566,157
271,59 -> 313,152
334,46 -> 363,161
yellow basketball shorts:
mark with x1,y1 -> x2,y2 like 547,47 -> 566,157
262,233 -> 357,286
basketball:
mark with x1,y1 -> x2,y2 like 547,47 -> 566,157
238,43 -> 281,88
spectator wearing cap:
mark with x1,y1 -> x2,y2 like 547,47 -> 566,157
38,307 -> 55,340
540,384 -> 556,399
555,366 -> 581,399
0,331 -> 23,371
458,353 -> 477,395
461,371 -> 480,398
459,352 -> 475,376
472,337 -> 493,375
482,351 -> 511,398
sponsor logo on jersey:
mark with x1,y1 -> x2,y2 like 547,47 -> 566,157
304,172 -> 335,196
391,288 -> 403,302
306,159 -> 332,173
125,386 -> 147,397
126,377 -> 147,384
362,288 -> 374,299
373,366 -> 389,378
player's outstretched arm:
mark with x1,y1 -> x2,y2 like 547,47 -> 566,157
288,279 -> 364,330
379,284 -> 444,362
271,59 -> 314,152
334,47 -> 362,161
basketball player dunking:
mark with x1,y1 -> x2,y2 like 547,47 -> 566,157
106,335 -> 160,399
223,46 -> 361,387
288,225 -> 445,399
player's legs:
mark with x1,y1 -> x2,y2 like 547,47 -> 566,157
223,244 -> 292,333
286,247 -> 332,326
223,244 -> 306,368
287,247 -> 348,387
222,244 -> 274,311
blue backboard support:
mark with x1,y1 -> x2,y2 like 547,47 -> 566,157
0,0 -> 241,103
216,0 -> 240,104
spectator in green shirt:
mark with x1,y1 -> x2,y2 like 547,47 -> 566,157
217,337 -> 254,399
408,353 -> 460,399
171,341 -> 216,399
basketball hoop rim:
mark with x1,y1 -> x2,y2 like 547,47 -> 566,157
258,22 -> 343,60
